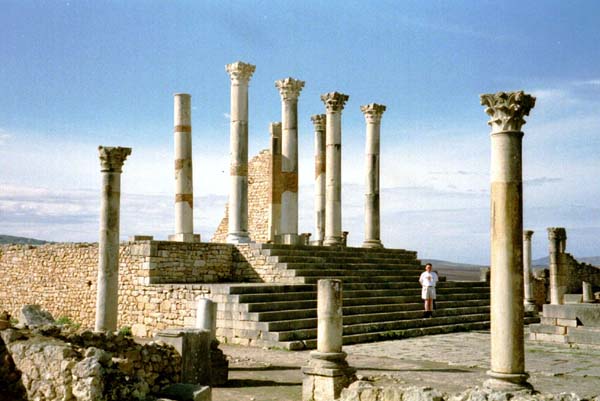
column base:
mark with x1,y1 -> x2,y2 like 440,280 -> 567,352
226,232 -> 252,244
310,240 -> 324,246
323,236 -> 343,247
277,233 -> 301,245
362,239 -> 384,249
302,351 -> 356,401
524,301 -> 538,313
484,370 -> 532,393
169,233 -> 201,243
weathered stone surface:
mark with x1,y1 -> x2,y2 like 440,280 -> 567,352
19,304 -> 55,328
158,383 -> 211,401
0,325 -> 181,401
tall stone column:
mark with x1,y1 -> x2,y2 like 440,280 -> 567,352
268,122 -> 283,243
302,279 -> 355,401
311,114 -> 326,245
548,227 -> 567,305
169,93 -> 199,243
275,77 -> 305,244
95,146 -> 131,332
225,61 -> 255,244
361,103 -> 386,249
481,91 -> 535,392
320,92 -> 349,246
523,230 -> 536,311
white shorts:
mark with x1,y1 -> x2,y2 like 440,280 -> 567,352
421,286 -> 436,300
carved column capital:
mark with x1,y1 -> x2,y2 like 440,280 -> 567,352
320,92 -> 349,112
275,77 -> 305,101
523,230 -> 534,241
225,61 -> 256,84
547,227 -> 566,241
480,91 -> 536,133
360,103 -> 387,123
311,114 -> 326,131
98,146 -> 131,173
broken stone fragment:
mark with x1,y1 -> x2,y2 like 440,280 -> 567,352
19,304 -> 55,328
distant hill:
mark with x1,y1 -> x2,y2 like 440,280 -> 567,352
422,259 -> 487,281
532,256 -> 600,267
0,234 -> 49,245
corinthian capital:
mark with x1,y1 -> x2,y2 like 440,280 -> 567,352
320,92 -> 349,112
523,230 -> 534,241
547,227 -> 566,241
225,61 -> 256,84
98,146 -> 132,173
275,77 -> 305,101
480,91 -> 536,133
360,103 -> 386,124
311,114 -> 326,131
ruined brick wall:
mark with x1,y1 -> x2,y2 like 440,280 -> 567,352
562,253 -> 600,293
0,242 -> 233,337
211,149 -> 271,243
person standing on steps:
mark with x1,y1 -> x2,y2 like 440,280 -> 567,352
419,263 -> 438,318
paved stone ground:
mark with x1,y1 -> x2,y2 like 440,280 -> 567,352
212,329 -> 600,401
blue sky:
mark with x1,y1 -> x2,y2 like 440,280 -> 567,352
1,1 -> 599,264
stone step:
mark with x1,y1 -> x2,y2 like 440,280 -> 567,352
253,242 -> 417,254
273,313 -> 491,341
256,247 -> 418,259
220,292 -> 489,313
217,299 -> 491,322
268,255 -> 419,264
300,275 -> 435,284
279,263 -> 423,272
225,286 -> 491,304
284,268 -> 424,278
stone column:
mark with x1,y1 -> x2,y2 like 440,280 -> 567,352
95,146 -> 131,332
523,230 -> 536,312
320,92 -> 349,246
226,61 -> 256,244
268,122 -> 283,243
548,227 -> 567,305
196,298 -> 217,342
275,77 -> 304,244
311,114 -> 326,245
302,279 -> 355,401
361,103 -> 386,248
170,93 -> 200,243
583,282 -> 594,303
481,91 -> 535,392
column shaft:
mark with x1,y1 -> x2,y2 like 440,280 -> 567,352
96,146 -> 131,332
321,92 -> 349,246
276,78 -> 304,244
172,93 -> 196,242
523,230 -> 536,310
268,122 -> 283,243
226,61 -> 255,244
361,104 -> 386,248
548,227 -> 566,304
481,91 -> 535,391
311,114 -> 326,245
317,279 -> 343,353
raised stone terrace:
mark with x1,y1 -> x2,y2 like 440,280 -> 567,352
209,243 -> 504,349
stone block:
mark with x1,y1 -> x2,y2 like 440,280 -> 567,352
567,326 -> 600,345
563,294 -> 583,304
159,383 -> 211,401
534,333 -> 568,343
556,318 -> 578,328
131,323 -> 148,337
129,235 -> 154,241
19,304 -> 55,328
543,304 -> 600,327
529,324 -> 566,335
155,328 -> 212,385
540,317 -> 557,325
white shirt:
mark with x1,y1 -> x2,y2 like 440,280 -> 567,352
419,271 -> 438,287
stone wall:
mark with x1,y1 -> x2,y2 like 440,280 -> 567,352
211,149 -> 272,243
0,242 -> 237,336
0,326 -> 181,401
562,253 -> 600,293
0,241 -> 296,337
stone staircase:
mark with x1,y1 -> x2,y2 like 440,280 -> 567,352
209,243 -> 534,350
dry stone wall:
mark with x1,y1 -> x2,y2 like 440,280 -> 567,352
0,240 -> 295,337
562,253 -> 600,293
0,242 -> 234,336
212,149 -> 272,243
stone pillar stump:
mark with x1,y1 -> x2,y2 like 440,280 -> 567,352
302,279 -> 355,401
523,230 -> 536,312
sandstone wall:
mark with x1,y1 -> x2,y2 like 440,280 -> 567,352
0,242 -> 235,336
562,252 -> 600,293
211,149 -> 271,243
